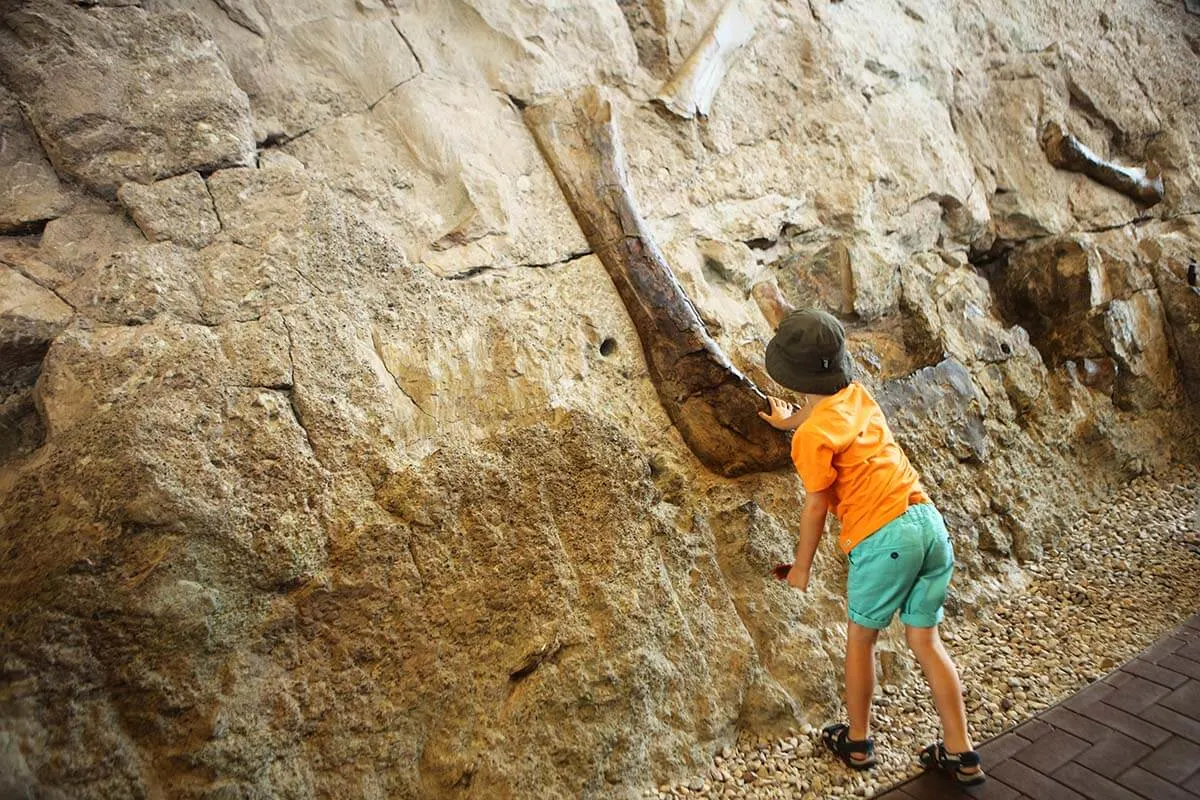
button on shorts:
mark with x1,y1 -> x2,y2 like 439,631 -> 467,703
846,503 -> 954,629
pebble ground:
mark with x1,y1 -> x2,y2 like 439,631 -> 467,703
648,466 -> 1200,800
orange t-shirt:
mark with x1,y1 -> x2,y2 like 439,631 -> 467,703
791,383 -> 928,554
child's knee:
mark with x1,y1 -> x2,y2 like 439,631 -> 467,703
847,621 -> 882,645
904,624 -> 937,651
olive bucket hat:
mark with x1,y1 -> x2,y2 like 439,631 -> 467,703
764,308 -> 853,394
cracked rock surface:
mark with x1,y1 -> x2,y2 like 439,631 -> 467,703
0,2 -> 256,195
0,0 -> 1198,798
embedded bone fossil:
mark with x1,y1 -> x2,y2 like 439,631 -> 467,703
751,280 -> 793,329
525,87 -> 791,476
655,0 -> 760,119
1041,121 -> 1164,206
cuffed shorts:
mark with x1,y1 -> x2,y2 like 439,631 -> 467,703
846,503 -> 954,630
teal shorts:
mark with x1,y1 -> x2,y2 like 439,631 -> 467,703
846,503 -> 953,630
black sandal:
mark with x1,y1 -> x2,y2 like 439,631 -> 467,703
821,723 -> 876,770
919,741 -> 986,785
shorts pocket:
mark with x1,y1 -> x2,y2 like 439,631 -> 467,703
847,542 -> 926,629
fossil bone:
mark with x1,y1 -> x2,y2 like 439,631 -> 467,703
1041,121 -> 1164,206
654,0 -> 759,119
751,280 -> 794,329
525,87 -> 791,476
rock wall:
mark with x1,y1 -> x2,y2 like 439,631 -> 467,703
1,1 -> 1198,798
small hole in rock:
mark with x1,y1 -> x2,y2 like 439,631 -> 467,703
1000,342 -> 1013,355
599,337 -> 617,357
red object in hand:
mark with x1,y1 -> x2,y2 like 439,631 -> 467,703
772,563 -> 792,581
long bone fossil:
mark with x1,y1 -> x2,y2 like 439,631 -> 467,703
655,0 -> 760,119
524,87 -> 791,476
1041,121 -> 1164,206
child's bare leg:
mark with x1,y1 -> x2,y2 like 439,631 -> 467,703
846,621 -> 880,745
751,281 -> 795,329
905,624 -> 977,765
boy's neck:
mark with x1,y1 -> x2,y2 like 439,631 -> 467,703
793,392 -> 834,425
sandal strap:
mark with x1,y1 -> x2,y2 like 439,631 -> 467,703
842,733 -> 874,755
922,742 -> 982,772
833,726 -> 874,754
823,723 -> 875,758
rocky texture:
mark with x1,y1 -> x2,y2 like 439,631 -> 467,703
0,0 -> 1198,799
993,228 -> 1184,411
154,0 -> 638,141
0,2 -> 256,196
0,87 -> 75,234
278,74 -> 589,275
0,265 -> 73,460
527,87 -> 790,476
1141,224 -> 1200,401
117,172 -> 221,248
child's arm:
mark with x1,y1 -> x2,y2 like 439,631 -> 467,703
787,489 -> 832,591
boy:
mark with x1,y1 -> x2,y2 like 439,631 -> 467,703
757,305 -> 985,785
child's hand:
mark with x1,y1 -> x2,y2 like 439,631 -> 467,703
758,395 -> 804,430
786,564 -> 810,592
772,562 -> 810,591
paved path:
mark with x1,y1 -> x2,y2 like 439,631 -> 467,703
876,612 -> 1200,800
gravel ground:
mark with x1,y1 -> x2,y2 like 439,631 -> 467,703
648,467 -> 1200,800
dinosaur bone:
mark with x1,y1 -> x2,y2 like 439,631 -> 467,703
524,87 -> 790,477
751,280 -> 794,329
1041,121 -> 1164,206
655,0 -> 759,119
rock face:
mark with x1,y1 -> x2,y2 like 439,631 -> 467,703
995,231 -> 1184,411
0,2 -> 256,196
0,1 -> 1198,798
117,172 -> 221,248
0,87 -> 75,233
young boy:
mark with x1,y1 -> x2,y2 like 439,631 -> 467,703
757,305 -> 985,785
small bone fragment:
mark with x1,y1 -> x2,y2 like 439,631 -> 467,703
525,88 -> 791,477
1041,121 -> 1164,206
751,281 -> 795,330
655,0 -> 759,119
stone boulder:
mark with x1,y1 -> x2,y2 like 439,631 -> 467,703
0,87 -> 74,233
996,232 -> 1181,410
117,173 -> 221,249
771,236 -> 901,323
1139,223 -> 1200,401
876,359 -> 989,467
0,2 -> 255,196
0,265 -> 73,460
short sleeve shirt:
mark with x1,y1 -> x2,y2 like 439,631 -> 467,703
791,383 -> 928,553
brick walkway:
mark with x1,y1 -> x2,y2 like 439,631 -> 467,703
876,612 -> 1200,800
